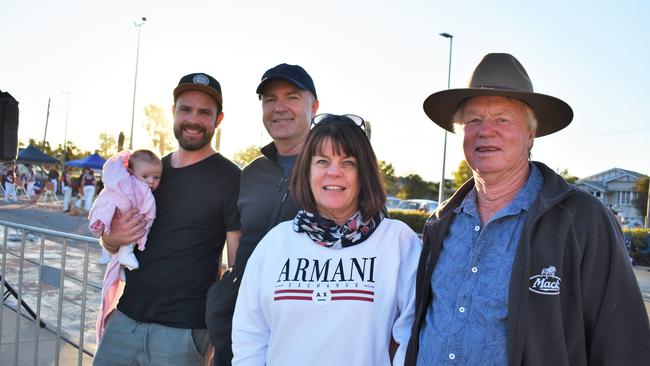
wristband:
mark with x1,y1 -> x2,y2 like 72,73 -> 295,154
101,237 -> 118,253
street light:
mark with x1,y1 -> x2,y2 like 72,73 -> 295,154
129,17 -> 147,150
438,32 -> 453,204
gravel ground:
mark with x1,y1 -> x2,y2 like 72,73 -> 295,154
0,199 -> 92,237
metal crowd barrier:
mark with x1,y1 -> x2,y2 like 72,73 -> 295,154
0,220 -> 101,366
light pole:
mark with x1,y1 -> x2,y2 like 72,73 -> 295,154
438,32 -> 453,204
129,17 -> 147,150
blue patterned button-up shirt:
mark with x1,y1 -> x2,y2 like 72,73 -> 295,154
417,164 -> 543,365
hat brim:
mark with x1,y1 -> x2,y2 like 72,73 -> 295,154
174,84 -> 223,109
423,88 -> 573,137
256,76 -> 310,96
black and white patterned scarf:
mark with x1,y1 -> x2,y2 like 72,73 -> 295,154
292,210 -> 384,249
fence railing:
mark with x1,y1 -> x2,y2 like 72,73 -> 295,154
0,219 -> 101,366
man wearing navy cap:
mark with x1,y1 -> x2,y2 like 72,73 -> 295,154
94,72 -> 241,365
206,63 -> 319,365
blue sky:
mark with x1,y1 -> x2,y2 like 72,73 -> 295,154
1,0 -> 648,181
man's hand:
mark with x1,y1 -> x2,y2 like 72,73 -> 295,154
101,208 -> 147,253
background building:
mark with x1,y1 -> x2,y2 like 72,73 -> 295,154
575,168 -> 644,227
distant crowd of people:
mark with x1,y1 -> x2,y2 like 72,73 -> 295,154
1,162 -> 47,203
1,162 -> 101,210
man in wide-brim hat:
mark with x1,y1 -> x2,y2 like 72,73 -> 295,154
405,53 -> 650,366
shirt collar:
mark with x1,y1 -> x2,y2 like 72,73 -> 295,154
453,163 -> 544,218
454,187 -> 478,216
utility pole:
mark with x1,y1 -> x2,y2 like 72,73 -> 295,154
42,98 -> 51,145
644,175 -> 650,229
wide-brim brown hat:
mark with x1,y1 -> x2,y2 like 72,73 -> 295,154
423,53 -> 573,137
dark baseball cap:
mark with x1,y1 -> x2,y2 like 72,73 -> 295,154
173,73 -> 223,110
256,63 -> 317,99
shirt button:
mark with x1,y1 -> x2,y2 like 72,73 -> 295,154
449,353 -> 456,360
471,267 -> 478,273
474,225 -> 480,231
459,306 -> 465,313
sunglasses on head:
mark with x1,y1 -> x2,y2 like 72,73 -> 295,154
311,113 -> 366,131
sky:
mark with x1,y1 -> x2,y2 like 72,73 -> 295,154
1,0 -> 648,182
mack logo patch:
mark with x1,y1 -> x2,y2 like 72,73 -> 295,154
529,265 -> 561,295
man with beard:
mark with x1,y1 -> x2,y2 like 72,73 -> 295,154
206,63 -> 319,365
93,73 -> 241,365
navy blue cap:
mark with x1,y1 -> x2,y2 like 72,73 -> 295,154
256,63 -> 317,99
174,73 -> 223,110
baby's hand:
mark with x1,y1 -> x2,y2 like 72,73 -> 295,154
89,221 -> 105,236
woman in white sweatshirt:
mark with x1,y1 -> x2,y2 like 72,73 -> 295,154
232,114 -> 421,366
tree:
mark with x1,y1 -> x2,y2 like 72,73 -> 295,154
143,104 -> 174,156
117,132 -> 125,152
52,141 -> 87,161
233,145 -> 262,167
98,131 -> 116,157
25,138 -> 88,161
28,138 -> 54,156
453,160 -> 473,189
633,176 -> 649,220
379,160 -> 398,195
397,174 -> 436,200
558,168 -> 579,184
21,138 -> 91,167
214,128 -> 222,152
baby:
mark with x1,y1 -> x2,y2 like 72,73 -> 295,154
88,149 -> 161,342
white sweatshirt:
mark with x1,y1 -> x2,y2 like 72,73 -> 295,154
232,219 -> 421,366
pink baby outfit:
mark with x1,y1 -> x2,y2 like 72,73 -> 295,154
88,150 -> 156,343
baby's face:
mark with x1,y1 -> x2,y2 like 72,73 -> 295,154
131,161 -> 162,191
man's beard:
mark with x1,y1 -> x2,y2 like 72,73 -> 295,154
174,122 -> 214,151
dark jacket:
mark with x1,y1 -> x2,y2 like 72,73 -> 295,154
206,142 -> 300,366
231,142 -> 300,275
405,162 -> 650,366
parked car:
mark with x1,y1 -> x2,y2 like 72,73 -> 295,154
396,199 -> 438,214
623,217 -> 644,228
386,196 -> 402,209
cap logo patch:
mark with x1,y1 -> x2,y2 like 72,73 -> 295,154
192,74 -> 209,85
